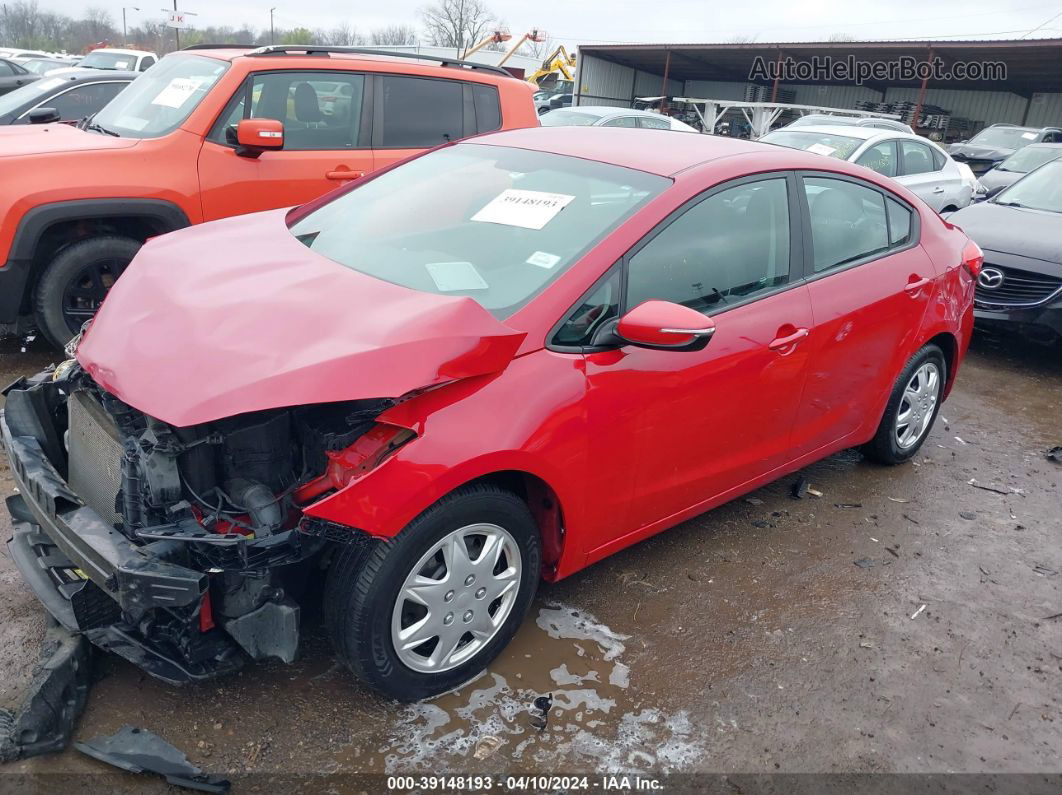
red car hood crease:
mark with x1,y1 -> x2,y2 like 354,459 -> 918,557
77,210 -> 528,427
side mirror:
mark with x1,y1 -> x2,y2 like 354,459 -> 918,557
235,118 -> 284,158
985,184 -> 1005,198
26,107 -> 60,124
615,300 -> 716,351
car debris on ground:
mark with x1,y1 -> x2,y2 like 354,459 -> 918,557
75,725 -> 230,792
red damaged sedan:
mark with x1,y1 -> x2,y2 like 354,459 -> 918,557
1,127 -> 980,700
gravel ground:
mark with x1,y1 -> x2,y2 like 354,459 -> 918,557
0,330 -> 1059,789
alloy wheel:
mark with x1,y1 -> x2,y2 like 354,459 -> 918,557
60,259 -> 126,335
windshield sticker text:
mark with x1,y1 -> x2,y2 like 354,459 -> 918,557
472,189 -> 575,230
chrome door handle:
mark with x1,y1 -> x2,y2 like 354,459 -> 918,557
932,186 -> 945,193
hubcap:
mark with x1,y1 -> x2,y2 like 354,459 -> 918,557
895,362 -> 941,450
391,523 -> 522,674
61,259 -> 127,335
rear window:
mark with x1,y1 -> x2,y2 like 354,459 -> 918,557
380,75 -> 463,148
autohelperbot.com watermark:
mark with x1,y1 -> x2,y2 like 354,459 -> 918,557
749,55 -> 1007,85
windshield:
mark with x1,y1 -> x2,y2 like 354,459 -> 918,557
993,160 -> 1062,213
967,127 -> 1038,149
0,76 -> 66,116
540,110 -> 600,127
79,51 -> 139,70
289,144 -> 669,317
759,130 -> 862,160
997,146 -> 1062,173
91,54 -> 226,138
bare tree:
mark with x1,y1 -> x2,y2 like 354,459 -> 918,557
371,24 -> 417,45
420,0 -> 497,52
318,22 -> 366,46
827,32 -> 858,41
727,34 -> 758,44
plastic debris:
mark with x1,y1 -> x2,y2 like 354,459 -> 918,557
854,558 -> 876,568
959,511 -> 977,520
911,604 -> 927,620
1046,447 -> 1062,464
807,487 -> 823,497
75,725 -> 230,792
473,735 -> 504,760
528,693 -> 553,731
835,502 -> 863,509
954,436 -> 968,445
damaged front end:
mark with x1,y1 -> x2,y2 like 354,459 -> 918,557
2,364 -> 411,685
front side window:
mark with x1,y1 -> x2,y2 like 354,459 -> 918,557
552,269 -> 622,347
804,177 -> 889,272
380,75 -> 462,148
626,178 -> 791,313
899,140 -> 936,175
213,71 -> 365,150
855,140 -> 897,177
92,54 -> 228,138
288,144 -> 669,317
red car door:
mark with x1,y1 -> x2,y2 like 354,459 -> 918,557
789,173 -> 937,457
562,174 -> 816,553
198,70 -> 373,221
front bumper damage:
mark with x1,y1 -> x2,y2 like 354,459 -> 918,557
1,374 -> 335,686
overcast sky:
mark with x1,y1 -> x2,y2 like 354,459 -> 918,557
36,0 -> 1062,46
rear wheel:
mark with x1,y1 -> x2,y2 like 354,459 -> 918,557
324,484 -> 540,701
34,235 -> 141,348
862,343 -> 946,464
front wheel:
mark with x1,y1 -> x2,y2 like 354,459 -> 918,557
34,235 -> 141,348
324,484 -> 541,701
862,343 -> 946,465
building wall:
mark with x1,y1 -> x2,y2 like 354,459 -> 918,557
574,53 -> 683,106
1024,93 -> 1062,128
880,87 -> 1028,126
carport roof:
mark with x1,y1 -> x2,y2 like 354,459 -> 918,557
579,39 -> 1062,95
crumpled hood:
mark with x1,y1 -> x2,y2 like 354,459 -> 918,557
947,200 -> 1062,265
977,167 -> 1020,195
77,209 -> 527,427
947,143 -> 1013,162
0,122 -> 140,157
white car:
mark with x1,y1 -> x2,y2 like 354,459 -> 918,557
760,125 -> 972,212
540,105 -> 698,132
48,48 -> 157,75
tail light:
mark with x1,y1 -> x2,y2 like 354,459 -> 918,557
961,239 -> 984,279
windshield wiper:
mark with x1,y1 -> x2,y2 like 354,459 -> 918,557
84,120 -> 119,137
994,200 -> 1025,208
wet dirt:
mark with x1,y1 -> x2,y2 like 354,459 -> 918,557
0,331 -> 1060,784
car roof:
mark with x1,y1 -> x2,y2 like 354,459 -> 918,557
466,126 -> 871,177
89,48 -> 153,56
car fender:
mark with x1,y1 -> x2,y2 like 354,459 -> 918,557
301,351 -> 592,579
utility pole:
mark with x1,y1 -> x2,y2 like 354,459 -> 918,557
173,0 -> 180,49
270,7 -> 276,45
122,6 -> 139,45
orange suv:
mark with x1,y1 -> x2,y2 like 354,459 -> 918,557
0,45 -> 538,346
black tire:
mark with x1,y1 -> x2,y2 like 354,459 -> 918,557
862,343 -> 946,465
324,483 -> 541,701
34,235 -> 141,348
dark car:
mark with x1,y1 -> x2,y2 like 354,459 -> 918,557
948,158 -> 1062,343
0,58 -> 39,96
0,69 -> 136,125
948,124 -> 1062,175
978,143 -> 1062,197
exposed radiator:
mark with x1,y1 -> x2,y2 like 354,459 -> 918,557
67,390 -> 124,527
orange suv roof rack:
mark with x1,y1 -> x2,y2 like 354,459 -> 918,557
240,44 -> 515,78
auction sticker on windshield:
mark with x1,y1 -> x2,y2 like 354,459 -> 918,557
425,261 -> 489,292
151,77 -> 202,108
806,143 -> 837,156
472,189 -> 575,230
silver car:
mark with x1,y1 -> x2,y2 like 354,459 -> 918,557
760,125 -> 972,212
540,105 -> 698,132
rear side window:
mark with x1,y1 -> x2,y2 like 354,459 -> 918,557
930,146 -> 946,170
803,177 -> 888,272
472,83 -> 500,133
639,115 -> 671,130
381,75 -> 462,148
887,198 -> 913,246
0,61 -> 13,75
899,140 -> 936,175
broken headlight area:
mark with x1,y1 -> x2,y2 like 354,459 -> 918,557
1,363 -> 412,685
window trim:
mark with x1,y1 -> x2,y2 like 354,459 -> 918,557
372,72 -> 473,150
795,169 -> 921,283
206,68 -> 373,150
546,170 -> 807,354
15,79 -> 131,121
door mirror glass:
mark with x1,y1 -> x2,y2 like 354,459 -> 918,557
616,300 -> 715,351
236,118 -> 283,157
26,106 -> 60,124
